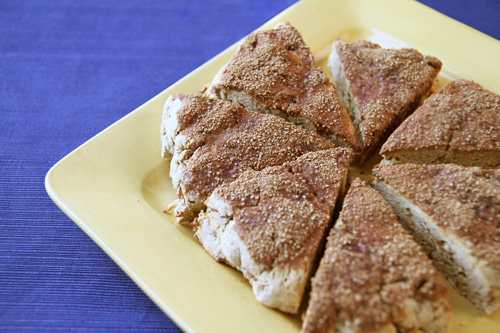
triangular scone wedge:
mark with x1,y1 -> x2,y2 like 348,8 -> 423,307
161,93 -> 335,223
380,79 -> 500,168
206,22 -> 362,154
302,178 -> 450,333
329,39 -> 442,164
192,148 -> 351,314
372,163 -> 500,315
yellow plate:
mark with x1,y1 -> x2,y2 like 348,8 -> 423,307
46,0 -> 500,331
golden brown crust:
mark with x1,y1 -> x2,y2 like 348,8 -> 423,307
302,178 -> 449,333
335,40 -> 442,163
372,163 -> 500,269
380,79 -> 500,167
165,93 -> 335,221
210,22 -> 361,152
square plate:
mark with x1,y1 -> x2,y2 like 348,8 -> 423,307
46,0 -> 500,331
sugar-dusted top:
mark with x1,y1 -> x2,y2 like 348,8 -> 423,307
373,163 -> 500,269
336,39 -> 442,152
212,22 -> 361,151
202,148 -> 351,269
172,93 -> 335,201
381,79 -> 500,155
302,178 -> 448,332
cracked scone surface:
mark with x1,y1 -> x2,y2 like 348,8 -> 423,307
372,163 -> 500,315
192,148 -> 351,314
207,22 -> 361,153
302,178 -> 450,333
380,79 -> 500,168
161,93 -> 334,223
330,40 -> 442,164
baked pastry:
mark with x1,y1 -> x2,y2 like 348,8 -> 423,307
372,163 -> 500,315
329,39 -> 442,164
192,148 -> 351,314
206,22 -> 361,153
302,178 -> 450,332
380,79 -> 500,168
161,93 -> 335,223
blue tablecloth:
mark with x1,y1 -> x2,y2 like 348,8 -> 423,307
1,0 -> 498,331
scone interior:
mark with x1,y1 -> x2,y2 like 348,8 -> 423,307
192,148 -> 351,314
372,163 -> 500,315
161,93 -> 335,223
329,39 -> 442,164
302,178 -> 450,333
207,21 -> 362,153
380,79 -> 500,168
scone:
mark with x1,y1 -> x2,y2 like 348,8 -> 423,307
161,93 -> 335,223
302,178 -> 450,332
329,39 -> 442,164
380,79 -> 500,168
372,163 -> 500,315
206,22 -> 362,154
192,148 -> 351,314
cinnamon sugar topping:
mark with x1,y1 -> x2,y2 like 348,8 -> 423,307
208,148 -> 351,268
303,178 -> 448,332
335,40 -> 442,160
373,163 -> 500,268
381,79 -> 500,162
170,93 -> 335,217
212,22 -> 361,150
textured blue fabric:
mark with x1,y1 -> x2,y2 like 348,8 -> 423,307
0,0 -> 498,331
419,0 -> 500,41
